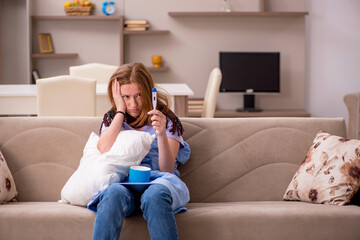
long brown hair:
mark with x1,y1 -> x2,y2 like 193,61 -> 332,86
108,63 -> 170,128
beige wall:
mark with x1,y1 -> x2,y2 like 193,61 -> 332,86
1,0 -> 306,111
305,0 -> 360,123
0,0 -> 29,84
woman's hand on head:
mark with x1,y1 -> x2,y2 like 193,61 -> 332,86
148,109 -> 167,136
112,80 -> 126,112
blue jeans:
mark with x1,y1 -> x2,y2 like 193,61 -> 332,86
92,183 -> 178,240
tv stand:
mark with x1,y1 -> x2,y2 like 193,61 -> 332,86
214,109 -> 310,118
237,93 -> 262,112
236,107 -> 262,112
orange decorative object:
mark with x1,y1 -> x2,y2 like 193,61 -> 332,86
151,56 -> 162,68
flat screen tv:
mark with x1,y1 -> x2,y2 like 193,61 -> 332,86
219,52 -> 280,112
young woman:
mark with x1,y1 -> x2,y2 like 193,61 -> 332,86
88,62 -> 191,240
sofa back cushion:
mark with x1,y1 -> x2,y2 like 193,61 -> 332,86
0,117 -> 102,202
0,117 -> 346,202
178,117 -> 346,202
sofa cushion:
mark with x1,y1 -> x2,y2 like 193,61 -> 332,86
121,202 -> 360,240
0,150 -> 17,203
1,201 -> 359,240
283,130 -> 360,205
0,202 -> 95,239
60,131 -> 155,206
175,202 -> 360,240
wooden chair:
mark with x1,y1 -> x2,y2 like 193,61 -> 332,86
344,92 -> 360,139
36,75 -> 96,116
69,63 -> 118,84
201,68 -> 222,118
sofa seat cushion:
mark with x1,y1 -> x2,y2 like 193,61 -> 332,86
176,202 -> 360,240
115,201 -> 360,240
0,202 -> 95,239
0,201 -> 359,240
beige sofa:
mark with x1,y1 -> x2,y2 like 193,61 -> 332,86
0,117 -> 359,240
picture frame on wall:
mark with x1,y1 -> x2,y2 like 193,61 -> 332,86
37,33 -> 54,53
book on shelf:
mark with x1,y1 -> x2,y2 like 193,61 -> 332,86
188,109 -> 203,117
188,101 -> 204,105
124,21 -> 150,31
188,109 -> 203,113
188,98 -> 204,105
188,97 -> 204,101
189,108 -> 204,113
124,19 -> 148,25
124,27 -> 148,31
188,105 -> 204,109
188,98 -> 204,117
125,24 -> 150,28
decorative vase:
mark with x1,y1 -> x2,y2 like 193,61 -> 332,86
221,0 -> 231,12
152,56 -> 162,68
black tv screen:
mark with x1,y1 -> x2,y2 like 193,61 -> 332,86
219,52 -> 280,93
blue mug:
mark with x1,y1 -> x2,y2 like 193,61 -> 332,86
129,166 -> 151,183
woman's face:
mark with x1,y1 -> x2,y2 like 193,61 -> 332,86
120,83 -> 143,118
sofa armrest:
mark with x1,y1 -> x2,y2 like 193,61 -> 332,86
344,93 -> 360,139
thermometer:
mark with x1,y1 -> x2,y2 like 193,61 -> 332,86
152,88 -> 157,110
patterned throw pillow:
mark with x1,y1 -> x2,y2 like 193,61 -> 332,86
0,151 -> 17,203
283,130 -> 360,205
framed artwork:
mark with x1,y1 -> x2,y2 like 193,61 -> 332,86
37,33 -> 54,53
